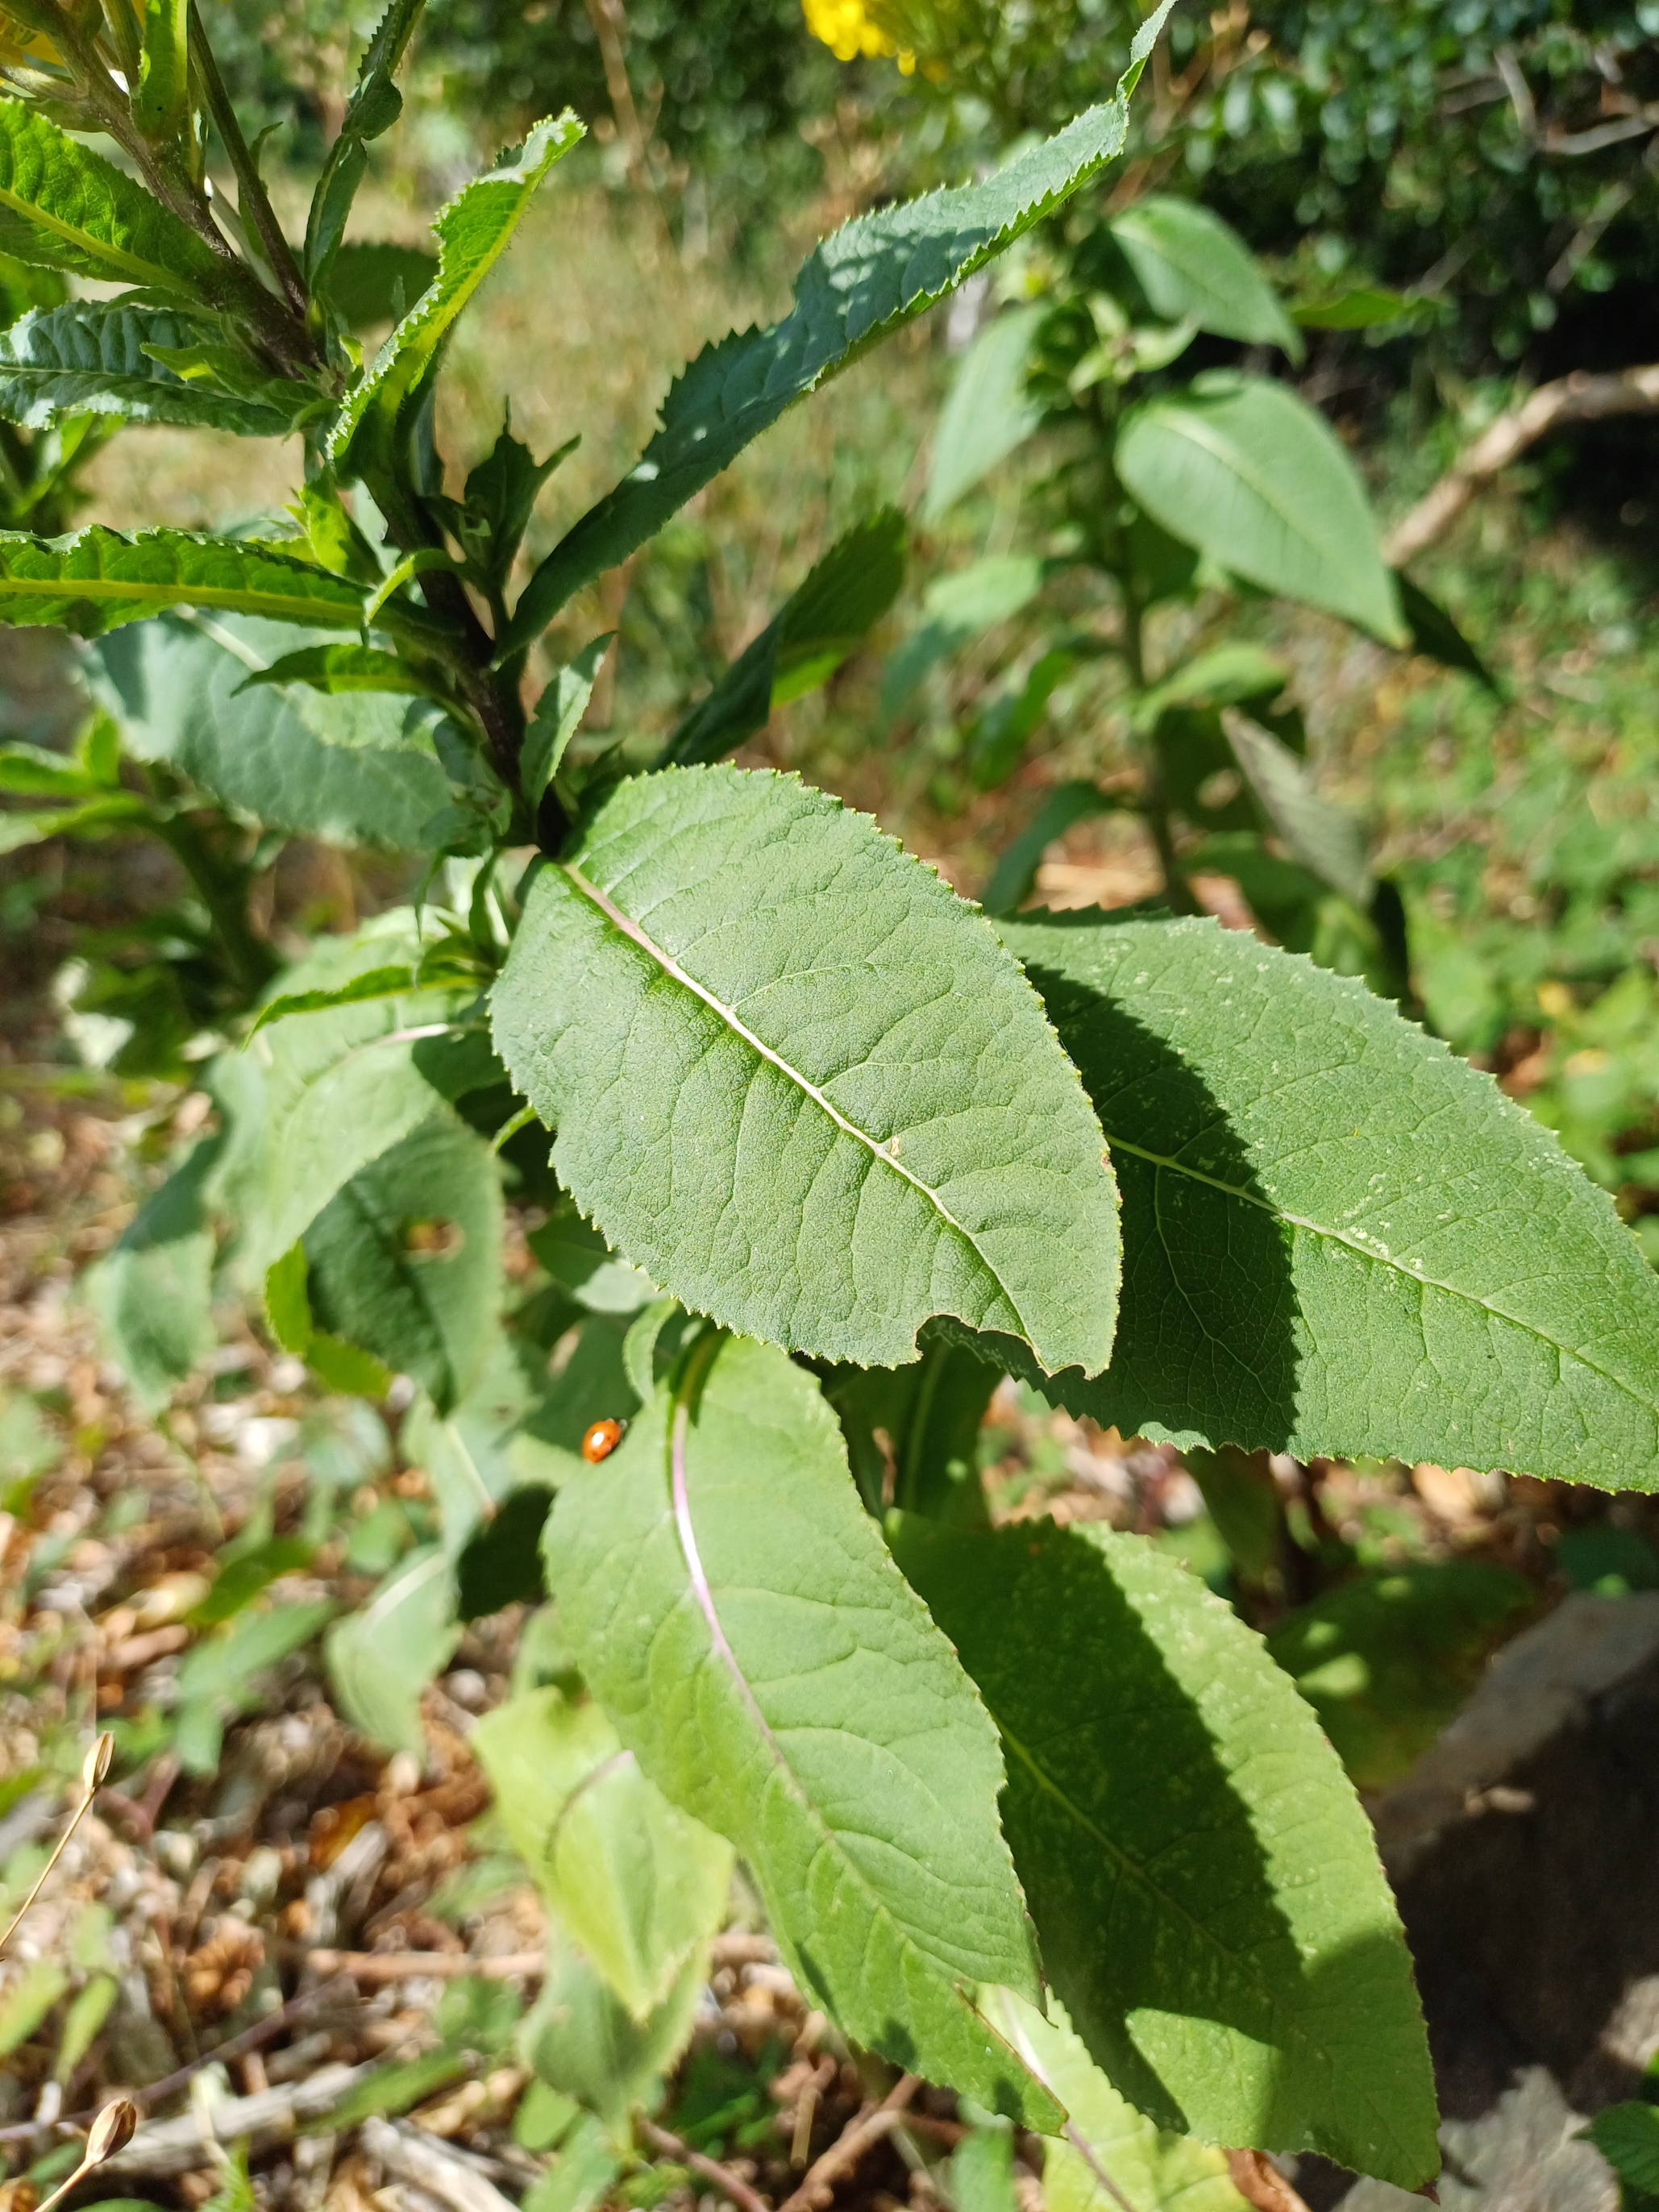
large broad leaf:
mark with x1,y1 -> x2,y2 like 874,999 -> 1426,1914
1116,374 -> 1404,643
1220,709 -> 1371,904
472,1686 -> 733,2021
328,113 -> 583,472
995,910 -> 1659,1489
923,306 -> 1046,523
0,528 -> 367,636
1108,198 -> 1302,359
89,613 -> 451,848
893,1518 -> 1438,2187
544,1332 -> 1061,2127
236,917 -> 473,1270
0,100 -> 222,297
0,302 -> 322,434
491,764 -> 1119,1373
503,3 -> 1173,651
660,510 -> 905,768
302,1115 -> 502,1414
85,1133 -> 218,1409
984,1990 -> 1249,2212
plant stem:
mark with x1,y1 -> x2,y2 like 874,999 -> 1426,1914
188,4 -> 309,320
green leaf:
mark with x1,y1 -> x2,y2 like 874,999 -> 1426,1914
54,1973 -> 117,2084
246,966 -> 418,1039
0,1960 -> 67,2056
491,764 -> 1119,1373
89,614 -> 455,845
235,917 -> 472,1267
1395,571 -> 1499,692
1109,198 -> 1302,359
1266,1565 -> 1533,1791
302,1115 -> 502,1414
1291,285 -> 1413,331
463,416 -> 576,591
0,100 -> 222,296
528,1196 -> 656,1316
91,613 -> 451,849
519,1939 -> 701,2145
982,781 -> 1123,918
821,1326 -> 998,1524
1582,2104 -> 1659,2195
323,240 -> 440,331
0,528 -> 366,637
472,1686 -> 734,2021
328,113 -> 584,472
0,302 -> 318,435
0,738 -> 93,796
503,10 -> 1174,651
892,1517 -> 1437,2186
305,0 -> 426,291
1220,709 -> 1371,904
175,1600 -> 335,1706
134,0 -> 191,140
85,1134 -> 218,1410
454,1482 -> 554,1616
982,1990 -> 1249,2212
994,910 -> 1659,1489
923,306 -> 1045,523
312,2051 -> 473,2133
661,511 -> 905,769
881,555 -> 1046,723
523,633 -> 611,809
238,642 -> 443,700
325,1545 -> 460,1758
1116,374 -> 1406,643
544,1332 -> 1060,2127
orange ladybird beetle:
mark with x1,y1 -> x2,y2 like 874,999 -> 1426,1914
581,1417 -> 623,1464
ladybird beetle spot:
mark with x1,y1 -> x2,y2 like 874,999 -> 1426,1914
581,1418 -> 623,1464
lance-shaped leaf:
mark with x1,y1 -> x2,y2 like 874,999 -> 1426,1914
1220,709 -> 1371,904
329,113 -> 584,472
924,307 -> 1046,524
893,1517 -> 1438,2187
89,613 -> 451,847
302,1115 -> 502,1414
1117,373 -> 1405,644
491,764 -> 1119,1373
0,303 -> 320,434
995,910 -> 1659,1489
982,1990 -> 1249,2212
503,2 -> 1174,652
0,99 -> 222,296
0,527 -> 367,636
472,1686 -> 734,2021
661,510 -> 905,769
85,1133 -> 218,1409
326,1545 -> 459,1759
239,642 -> 443,699
545,1332 -> 1060,2127
306,0 -> 425,289
1108,198 -> 1302,359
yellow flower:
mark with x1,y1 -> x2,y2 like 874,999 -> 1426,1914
801,0 -> 917,73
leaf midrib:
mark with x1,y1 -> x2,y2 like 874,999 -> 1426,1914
1105,1127 -> 1656,1425
999,1715 -> 1409,2157
1138,401 -> 1360,580
0,177 -> 185,292
559,859 -> 1034,1324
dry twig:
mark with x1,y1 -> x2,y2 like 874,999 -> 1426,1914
361,2117 -> 518,2212
778,2073 -> 921,2212
303,1948 -> 543,1982
638,2117 -> 773,2212
1383,364 -> 1659,568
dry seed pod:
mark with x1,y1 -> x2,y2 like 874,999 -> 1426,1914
85,2099 -> 138,2164
81,1734 -> 114,1792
